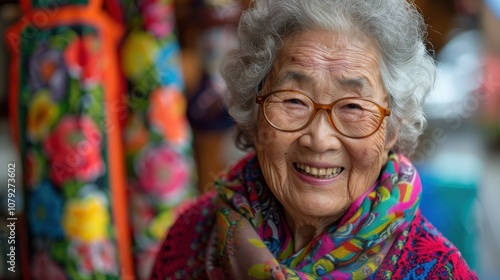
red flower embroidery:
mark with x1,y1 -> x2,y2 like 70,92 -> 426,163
43,116 -> 105,186
64,35 -> 106,89
135,145 -> 190,201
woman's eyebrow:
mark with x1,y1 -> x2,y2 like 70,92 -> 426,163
274,70 -> 312,87
274,71 -> 372,96
336,77 -> 367,90
336,76 -> 374,97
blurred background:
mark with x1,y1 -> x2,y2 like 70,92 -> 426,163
0,0 -> 498,279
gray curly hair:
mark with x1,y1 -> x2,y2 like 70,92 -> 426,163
220,0 -> 436,156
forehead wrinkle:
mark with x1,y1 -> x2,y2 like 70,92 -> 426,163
272,31 -> 383,96
288,50 -> 350,73
285,49 -> 380,88
281,57 -> 377,97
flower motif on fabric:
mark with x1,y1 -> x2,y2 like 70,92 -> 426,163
62,194 -> 110,242
68,240 -> 118,275
135,144 -> 190,202
148,210 -> 176,240
27,90 -> 60,141
28,44 -> 68,101
27,181 -> 65,239
154,39 -> 184,89
64,35 -> 106,89
148,87 -> 189,146
140,0 -> 176,38
43,116 -> 105,186
124,112 -> 149,154
121,31 -> 159,81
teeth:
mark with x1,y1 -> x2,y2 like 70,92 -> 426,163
294,163 -> 343,178
310,167 -> 318,175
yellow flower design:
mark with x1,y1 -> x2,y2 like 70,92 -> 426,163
148,210 -> 175,240
27,91 -> 59,141
62,195 -> 109,242
121,31 -> 159,80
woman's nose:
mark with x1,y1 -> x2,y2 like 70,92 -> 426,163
298,110 -> 342,152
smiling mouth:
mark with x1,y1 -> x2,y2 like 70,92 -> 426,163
293,163 -> 344,179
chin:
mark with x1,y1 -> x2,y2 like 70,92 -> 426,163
285,191 -> 350,220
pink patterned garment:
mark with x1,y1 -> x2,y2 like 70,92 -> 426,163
150,153 -> 478,279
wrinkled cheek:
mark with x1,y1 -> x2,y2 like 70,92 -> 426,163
354,145 -> 382,168
257,128 -> 276,149
255,121 -> 291,197
261,159 -> 288,194
348,144 -> 386,199
255,127 -> 278,167
257,147 -> 290,201
255,126 -> 278,153
350,136 -> 387,185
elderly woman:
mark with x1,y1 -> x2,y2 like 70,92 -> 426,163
150,0 -> 477,278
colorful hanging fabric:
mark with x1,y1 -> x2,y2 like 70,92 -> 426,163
118,0 -> 197,278
6,0 -> 134,277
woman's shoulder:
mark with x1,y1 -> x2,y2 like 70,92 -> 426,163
376,211 -> 478,279
149,191 -> 217,280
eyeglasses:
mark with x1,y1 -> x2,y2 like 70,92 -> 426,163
256,89 -> 391,139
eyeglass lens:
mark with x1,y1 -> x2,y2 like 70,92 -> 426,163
263,91 -> 384,137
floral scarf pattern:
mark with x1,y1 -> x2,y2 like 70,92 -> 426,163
206,152 -> 421,279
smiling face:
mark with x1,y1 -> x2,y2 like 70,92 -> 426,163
255,29 -> 396,232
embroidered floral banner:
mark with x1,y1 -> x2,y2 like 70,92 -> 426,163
119,0 -> 197,277
8,0 -> 200,278
7,3 -> 133,278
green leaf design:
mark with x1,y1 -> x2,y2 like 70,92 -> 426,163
50,240 -> 69,263
61,180 -> 85,199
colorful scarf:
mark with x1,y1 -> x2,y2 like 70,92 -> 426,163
206,152 -> 421,279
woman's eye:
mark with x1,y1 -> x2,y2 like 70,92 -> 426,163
284,98 -> 305,105
344,103 -> 363,110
